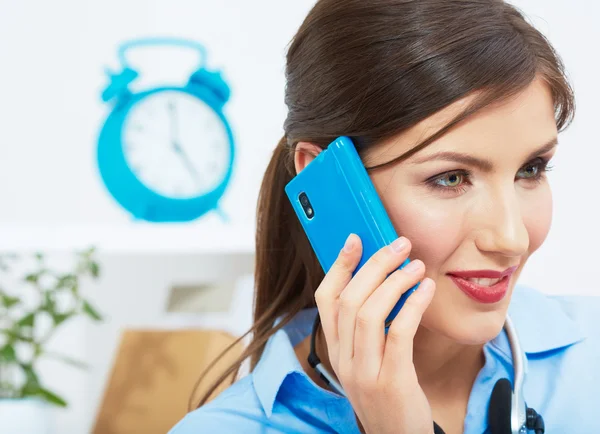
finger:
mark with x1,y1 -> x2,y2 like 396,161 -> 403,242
380,277 -> 436,376
338,237 -> 411,363
353,260 -> 425,378
314,234 -> 362,356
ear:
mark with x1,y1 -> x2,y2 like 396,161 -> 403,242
294,141 -> 323,175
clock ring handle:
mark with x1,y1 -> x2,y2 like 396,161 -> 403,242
118,37 -> 207,70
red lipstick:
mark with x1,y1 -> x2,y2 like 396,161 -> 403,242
447,266 -> 517,304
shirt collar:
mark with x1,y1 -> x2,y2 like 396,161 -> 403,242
252,285 -> 586,418
252,308 -> 325,417
507,285 -> 586,354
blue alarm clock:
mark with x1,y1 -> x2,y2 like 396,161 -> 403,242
97,38 -> 235,222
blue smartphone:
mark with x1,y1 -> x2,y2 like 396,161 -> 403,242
285,136 -> 420,328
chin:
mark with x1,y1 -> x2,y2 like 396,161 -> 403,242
449,309 -> 508,346
423,294 -> 509,346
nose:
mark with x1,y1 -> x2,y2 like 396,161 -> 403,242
474,187 -> 529,258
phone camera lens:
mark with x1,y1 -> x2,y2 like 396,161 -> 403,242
298,192 -> 314,219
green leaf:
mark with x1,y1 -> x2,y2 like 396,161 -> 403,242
56,274 -> 76,289
43,292 -> 56,311
52,312 -> 72,326
31,387 -> 67,407
82,301 -> 102,321
3,329 -> 33,343
24,273 -> 39,283
34,252 -> 44,262
0,345 -> 16,362
0,294 -> 19,308
88,261 -> 100,278
81,246 -> 96,258
17,312 -> 35,328
20,363 -> 40,385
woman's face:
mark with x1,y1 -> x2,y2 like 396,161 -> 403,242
363,78 -> 558,345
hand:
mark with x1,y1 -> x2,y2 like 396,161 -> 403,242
314,234 -> 436,434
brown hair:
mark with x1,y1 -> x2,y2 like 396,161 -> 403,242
192,0 -> 575,407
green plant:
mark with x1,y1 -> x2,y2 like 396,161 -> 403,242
0,248 -> 102,407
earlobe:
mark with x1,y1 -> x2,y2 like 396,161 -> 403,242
294,142 -> 323,174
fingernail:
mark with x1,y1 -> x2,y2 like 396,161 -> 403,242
403,260 -> 422,273
420,278 -> 434,294
390,237 -> 406,253
343,234 -> 355,252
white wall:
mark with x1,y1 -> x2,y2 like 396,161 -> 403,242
0,0 -> 598,433
0,0 -> 316,252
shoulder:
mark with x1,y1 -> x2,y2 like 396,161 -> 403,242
168,376 -> 262,434
549,293 -> 600,340
168,376 -> 305,434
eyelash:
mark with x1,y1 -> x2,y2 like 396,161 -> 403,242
425,157 -> 554,194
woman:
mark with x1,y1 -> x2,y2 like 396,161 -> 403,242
170,0 -> 599,433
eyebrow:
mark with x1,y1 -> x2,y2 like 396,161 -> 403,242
409,137 -> 559,171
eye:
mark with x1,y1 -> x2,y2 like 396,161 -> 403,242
517,163 -> 539,178
435,172 -> 465,188
425,170 -> 470,194
516,158 -> 552,182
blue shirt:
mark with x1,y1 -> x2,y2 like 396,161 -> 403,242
169,285 -> 600,433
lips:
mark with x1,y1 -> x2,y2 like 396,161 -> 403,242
447,266 -> 518,304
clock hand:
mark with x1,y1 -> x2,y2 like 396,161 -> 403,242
168,100 -> 179,143
168,100 -> 201,186
173,141 -> 202,186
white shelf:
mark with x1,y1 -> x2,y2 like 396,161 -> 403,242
0,222 -> 256,254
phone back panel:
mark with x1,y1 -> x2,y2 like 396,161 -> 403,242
285,136 -> 418,326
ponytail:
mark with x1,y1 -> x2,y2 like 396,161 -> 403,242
191,136 -> 322,408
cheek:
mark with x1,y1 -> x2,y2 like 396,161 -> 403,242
522,186 -> 553,253
379,193 -> 465,273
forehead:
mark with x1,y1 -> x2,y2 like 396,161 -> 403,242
365,78 -> 558,165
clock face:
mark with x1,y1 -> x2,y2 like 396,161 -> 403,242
122,90 -> 231,199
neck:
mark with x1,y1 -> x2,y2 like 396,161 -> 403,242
412,325 -> 485,400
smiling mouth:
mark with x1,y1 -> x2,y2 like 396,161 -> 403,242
446,266 -> 518,304
459,277 -> 503,286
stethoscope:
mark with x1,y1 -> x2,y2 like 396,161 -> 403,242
308,314 -> 545,434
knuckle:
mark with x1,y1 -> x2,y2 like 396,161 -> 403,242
339,292 -> 360,312
369,251 -> 388,268
335,248 -> 359,271
388,269 -> 407,285
333,255 -> 352,272
404,291 -> 428,309
387,324 -> 410,344
387,269 -> 416,293
355,310 -> 373,330
314,286 -> 326,303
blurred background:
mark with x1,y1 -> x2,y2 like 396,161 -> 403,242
0,0 -> 598,433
